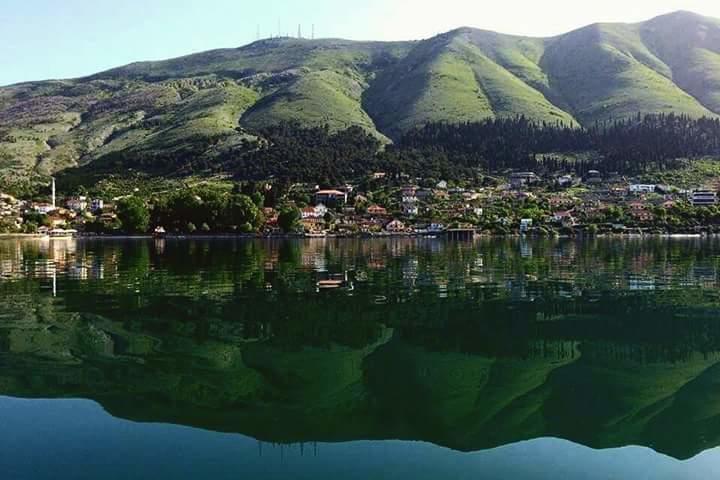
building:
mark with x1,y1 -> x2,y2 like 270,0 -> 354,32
585,170 -> 602,185
301,217 -> 325,233
510,172 -> 539,189
90,199 -> 105,212
301,204 -> 328,219
428,222 -> 446,233
402,203 -> 419,216
33,203 -> 56,215
367,204 -> 388,216
629,184 -> 656,194
401,187 -> 418,204
520,219 -> 533,233
416,189 -> 434,201
691,190 -> 718,207
66,196 -> 88,212
550,211 -> 576,227
557,174 -> 575,187
314,190 -> 347,205
385,220 -> 406,233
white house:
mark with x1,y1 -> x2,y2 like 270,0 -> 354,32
691,190 -> 718,207
629,184 -> 656,194
33,203 -> 56,215
301,204 -> 329,219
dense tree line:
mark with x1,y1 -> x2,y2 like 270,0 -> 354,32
221,115 -> 720,182
60,114 -> 720,188
220,124 -> 383,184
397,114 -> 720,175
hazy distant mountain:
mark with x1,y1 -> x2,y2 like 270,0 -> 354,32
1,10 -> 720,180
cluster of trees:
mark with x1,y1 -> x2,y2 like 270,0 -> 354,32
63,114 -> 720,188
151,186 -> 266,234
397,114 -> 720,175
223,115 -> 720,182
220,124 -> 384,185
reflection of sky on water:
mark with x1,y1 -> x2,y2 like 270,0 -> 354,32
1,396 -> 718,480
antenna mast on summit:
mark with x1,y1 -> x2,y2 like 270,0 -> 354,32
312,24 -> 315,40
298,24 -> 302,39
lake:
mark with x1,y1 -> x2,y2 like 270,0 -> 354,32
2,237 -> 720,479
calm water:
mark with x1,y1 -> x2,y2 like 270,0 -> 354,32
3,237 -> 720,479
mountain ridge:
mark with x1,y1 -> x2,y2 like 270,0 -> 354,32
2,10 -> 720,181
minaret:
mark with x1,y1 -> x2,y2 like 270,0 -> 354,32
51,177 -> 56,210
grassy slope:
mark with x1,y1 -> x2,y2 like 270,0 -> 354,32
2,11 -> 720,182
241,69 -> 388,140
365,31 -> 577,138
541,22 -> 716,125
636,12 -> 720,115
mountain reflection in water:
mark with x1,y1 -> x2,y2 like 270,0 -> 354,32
3,237 -> 720,478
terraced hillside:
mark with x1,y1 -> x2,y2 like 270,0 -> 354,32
2,10 -> 720,181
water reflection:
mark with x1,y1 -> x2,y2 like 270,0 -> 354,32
2,238 -> 720,462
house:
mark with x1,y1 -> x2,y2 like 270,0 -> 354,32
585,170 -> 602,185
416,189 -> 434,201
436,180 -> 448,190
301,204 -> 328,219
691,190 -> 717,207
428,222 -> 446,233
33,203 -> 56,215
550,210 -> 576,227
90,199 -> 104,212
520,219 -> 533,233
629,209 -> 654,223
354,194 -> 369,204
301,207 -> 318,219
385,220 -> 406,233
367,204 -> 388,216
557,174 -> 575,187
402,203 -> 419,216
301,217 -> 325,233
629,184 -> 656,194
314,189 -> 347,205
627,200 -> 647,212
510,172 -> 538,189
433,190 -> 449,201
401,187 -> 418,203
66,196 -> 88,212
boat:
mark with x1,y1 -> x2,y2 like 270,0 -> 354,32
153,226 -> 167,238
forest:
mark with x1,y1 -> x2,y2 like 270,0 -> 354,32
223,114 -> 720,182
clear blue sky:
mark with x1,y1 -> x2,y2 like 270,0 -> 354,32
3,0 -> 720,86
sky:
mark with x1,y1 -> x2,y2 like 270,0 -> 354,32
3,0 -> 720,86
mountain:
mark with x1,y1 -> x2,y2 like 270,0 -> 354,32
2,10 -> 720,182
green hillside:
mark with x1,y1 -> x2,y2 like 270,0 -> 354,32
2,10 -> 720,182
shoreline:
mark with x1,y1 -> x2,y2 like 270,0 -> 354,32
1,232 -> 717,241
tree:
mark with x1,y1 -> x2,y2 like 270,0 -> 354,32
117,197 -> 150,234
278,205 -> 301,233
228,194 -> 262,230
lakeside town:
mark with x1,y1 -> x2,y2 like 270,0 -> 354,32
2,169 -> 720,238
